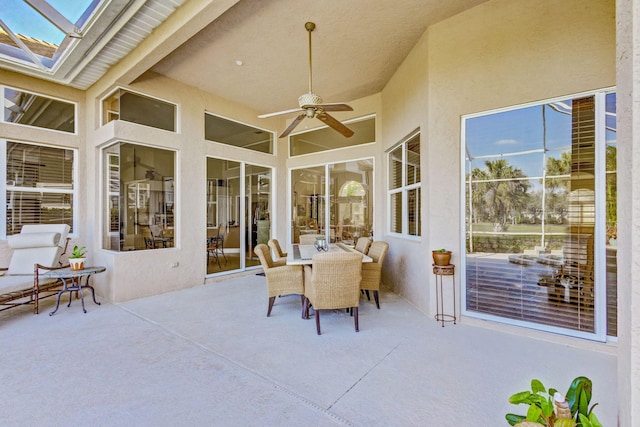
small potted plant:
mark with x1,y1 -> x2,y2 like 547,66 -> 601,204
68,245 -> 87,271
432,248 -> 452,266
506,376 -> 602,427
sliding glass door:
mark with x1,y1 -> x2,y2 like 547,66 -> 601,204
206,157 -> 271,275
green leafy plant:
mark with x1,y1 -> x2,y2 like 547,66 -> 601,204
433,248 -> 449,252
506,377 -> 602,427
70,245 -> 87,259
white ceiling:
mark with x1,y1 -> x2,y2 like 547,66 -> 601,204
0,0 -> 489,115
149,0 -> 488,115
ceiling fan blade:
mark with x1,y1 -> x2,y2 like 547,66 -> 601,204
316,111 -> 354,138
258,107 -> 303,119
279,113 -> 306,138
318,103 -> 353,112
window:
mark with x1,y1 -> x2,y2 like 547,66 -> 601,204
102,143 -> 175,251
291,159 -> 373,244
387,131 -> 421,237
102,88 -> 177,132
463,90 -> 616,340
4,141 -> 75,236
204,113 -> 274,154
206,158 -> 272,275
3,86 -> 75,133
290,116 -> 375,156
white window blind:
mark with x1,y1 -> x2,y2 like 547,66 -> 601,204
6,141 -> 75,235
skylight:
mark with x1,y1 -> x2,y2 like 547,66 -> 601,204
0,0 -> 101,69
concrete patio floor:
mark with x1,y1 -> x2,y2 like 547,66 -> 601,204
0,274 -> 617,426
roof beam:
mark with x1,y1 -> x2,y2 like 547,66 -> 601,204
23,0 -> 82,38
0,18 -> 46,69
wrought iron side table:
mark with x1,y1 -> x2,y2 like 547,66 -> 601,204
433,263 -> 456,327
44,266 -> 106,316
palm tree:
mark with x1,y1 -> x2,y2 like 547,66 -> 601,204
471,159 -> 531,232
544,151 -> 571,224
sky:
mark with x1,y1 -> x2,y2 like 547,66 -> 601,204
0,0 -> 93,45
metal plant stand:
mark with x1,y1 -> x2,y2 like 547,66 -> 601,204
433,264 -> 456,327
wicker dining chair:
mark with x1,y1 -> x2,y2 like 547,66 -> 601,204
360,240 -> 389,309
268,238 -> 287,267
354,237 -> 372,255
254,244 -> 305,317
304,252 -> 363,335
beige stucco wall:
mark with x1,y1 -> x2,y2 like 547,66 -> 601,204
615,0 -> 640,425
86,72 -> 279,301
82,69 -> 380,302
381,0 -> 615,314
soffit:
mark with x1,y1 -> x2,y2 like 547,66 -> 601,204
0,0 -> 189,89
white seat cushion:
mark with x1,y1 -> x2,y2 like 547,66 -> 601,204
20,224 -> 70,248
8,232 -> 61,249
0,274 -> 57,295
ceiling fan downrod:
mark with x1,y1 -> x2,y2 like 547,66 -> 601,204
305,21 -> 315,95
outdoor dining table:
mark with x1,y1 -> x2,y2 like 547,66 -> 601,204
287,243 -> 373,265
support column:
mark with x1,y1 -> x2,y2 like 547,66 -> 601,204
616,0 -> 640,425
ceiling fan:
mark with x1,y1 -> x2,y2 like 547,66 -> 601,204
258,22 -> 354,139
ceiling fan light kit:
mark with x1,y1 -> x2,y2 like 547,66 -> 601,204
258,22 -> 354,139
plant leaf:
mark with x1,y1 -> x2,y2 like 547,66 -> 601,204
566,377 -> 592,414
540,397 -> 554,418
506,413 -> 526,426
578,389 -> 589,416
588,412 -> 603,427
526,404 -> 542,422
531,379 -> 546,394
509,391 -> 533,404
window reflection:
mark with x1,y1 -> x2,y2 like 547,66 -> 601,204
3,87 -> 75,133
103,143 -> 175,251
291,159 -> 373,244
464,92 -> 615,338
102,88 -> 176,132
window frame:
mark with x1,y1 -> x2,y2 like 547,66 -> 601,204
460,88 -> 616,342
101,141 -> 178,252
288,114 -> 376,158
204,111 -> 276,155
387,129 -> 421,240
289,156 -> 375,244
2,85 -> 77,134
100,87 -> 179,133
1,139 -> 78,239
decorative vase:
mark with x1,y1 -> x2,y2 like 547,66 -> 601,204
432,251 -> 451,266
69,258 -> 86,271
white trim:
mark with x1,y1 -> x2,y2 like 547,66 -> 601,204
1,85 -> 78,135
460,88 -> 616,342
99,86 -> 179,133
288,156 -> 375,245
203,155 -> 274,278
1,138 -> 77,239
100,141 -> 178,252
386,130 -> 421,239
204,110 -> 276,156
288,114 -> 377,159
